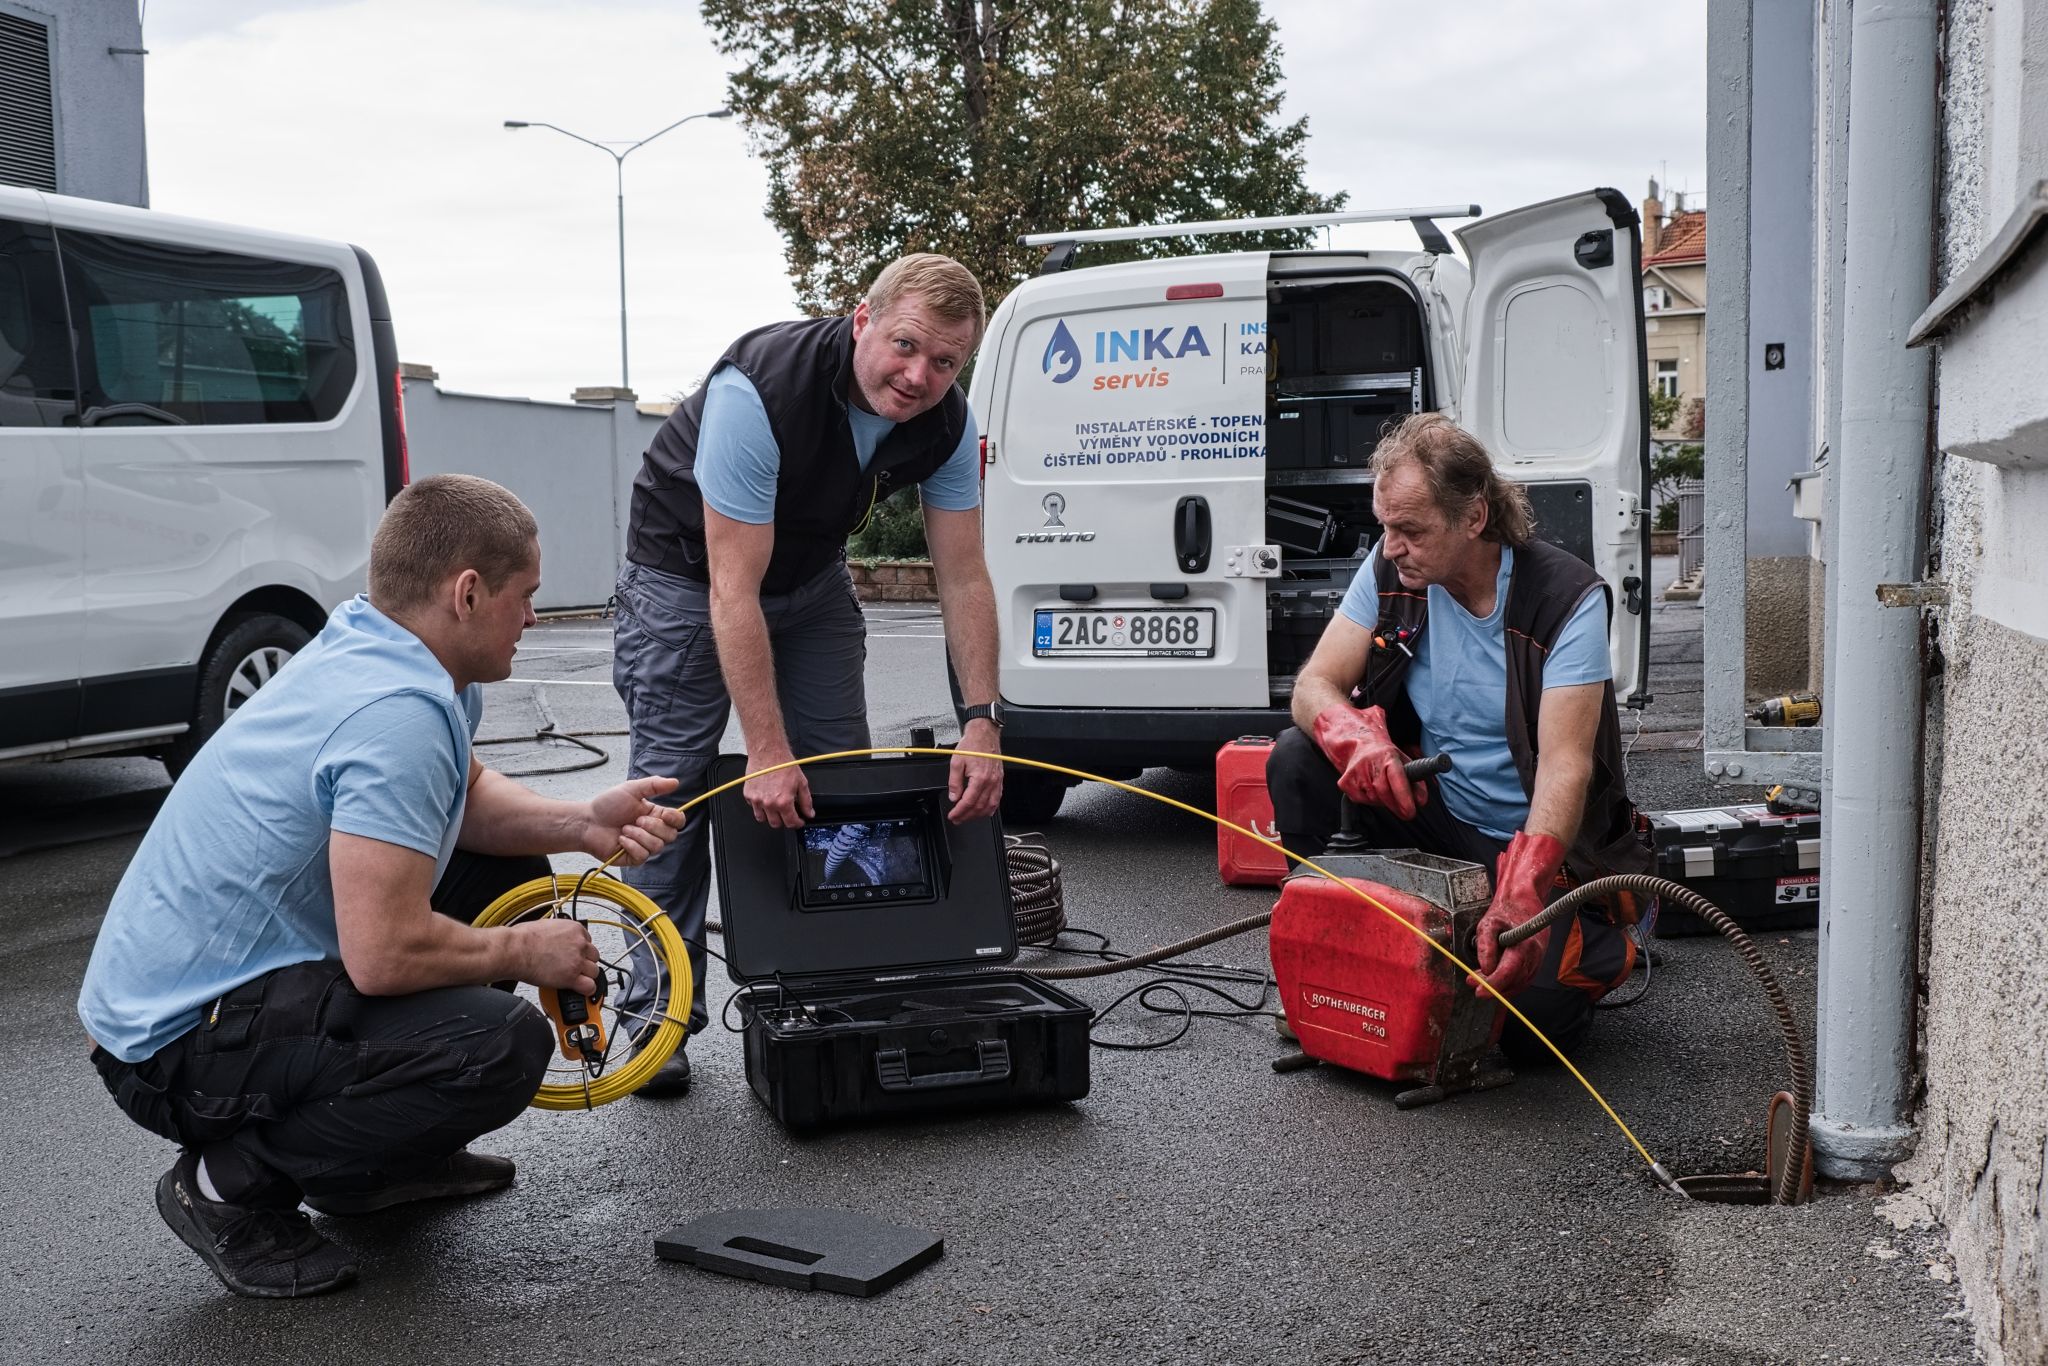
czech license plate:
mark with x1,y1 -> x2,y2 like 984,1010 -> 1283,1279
1032,608 -> 1216,658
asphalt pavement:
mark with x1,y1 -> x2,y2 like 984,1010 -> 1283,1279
0,572 -> 1981,1365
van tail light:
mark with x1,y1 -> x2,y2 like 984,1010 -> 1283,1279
1166,283 -> 1224,300
393,370 -> 411,487
979,434 -> 989,483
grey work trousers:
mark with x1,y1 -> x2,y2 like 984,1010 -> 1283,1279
611,559 -> 872,1036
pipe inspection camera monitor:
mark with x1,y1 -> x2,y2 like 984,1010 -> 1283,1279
789,797 -> 951,910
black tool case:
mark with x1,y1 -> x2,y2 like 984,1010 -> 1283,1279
1645,803 -> 1822,935
707,753 -> 1091,1132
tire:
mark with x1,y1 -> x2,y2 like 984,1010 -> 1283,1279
162,612 -> 313,778
1000,766 -> 1070,824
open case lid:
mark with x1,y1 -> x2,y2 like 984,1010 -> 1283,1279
707,753 -> 1018,986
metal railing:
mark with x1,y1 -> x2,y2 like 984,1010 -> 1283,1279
1676,479 -> 1706,580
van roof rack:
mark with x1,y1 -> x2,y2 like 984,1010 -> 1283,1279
1020,205 -> 1481,272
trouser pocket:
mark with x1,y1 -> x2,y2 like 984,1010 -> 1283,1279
92,1046 -> 182,1144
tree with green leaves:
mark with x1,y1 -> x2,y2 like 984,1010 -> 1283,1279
701,0 -> 1343,316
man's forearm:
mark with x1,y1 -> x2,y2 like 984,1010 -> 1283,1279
712,586 -> 792,759
456,766 -> 584,856
1291,673 -> 1353,733
936,560 -> 1000,705
1523,756 -> 1591,848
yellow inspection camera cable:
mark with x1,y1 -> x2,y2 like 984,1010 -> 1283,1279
486,746 -> 1685,1197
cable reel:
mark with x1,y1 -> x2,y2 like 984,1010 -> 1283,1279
472,873 -> 692,1110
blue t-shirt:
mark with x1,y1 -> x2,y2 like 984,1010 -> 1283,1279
77,597 -> 484,1063
693,366 -> 981,524
1336,544 -> 1611,840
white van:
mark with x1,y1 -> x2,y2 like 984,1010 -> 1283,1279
0,187 -> 406,776
968,191 -> 1650,820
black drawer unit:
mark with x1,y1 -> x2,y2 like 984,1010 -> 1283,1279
1646,804 -> 1822,936
707,753 -> 1091,1132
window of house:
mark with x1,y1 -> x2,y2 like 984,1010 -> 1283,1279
59,230 -> 355,425
1643,285 -> 1670,313
1655,359 -> 1680,400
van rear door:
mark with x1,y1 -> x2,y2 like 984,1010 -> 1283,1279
1455,189 -> 1651,702
981,254 -> 1271,710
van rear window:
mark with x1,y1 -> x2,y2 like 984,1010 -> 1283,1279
59,229 -> 356,426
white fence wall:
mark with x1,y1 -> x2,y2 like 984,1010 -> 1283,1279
400,376 -> 670,612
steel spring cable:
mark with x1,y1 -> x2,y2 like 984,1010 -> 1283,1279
1005,833 -> 1066,944
1497,873 -> 1813,1205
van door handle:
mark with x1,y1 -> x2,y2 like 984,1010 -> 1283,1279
1175,495 -> 1211,573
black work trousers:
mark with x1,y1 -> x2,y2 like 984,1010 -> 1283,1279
1265,727 -> 1634,1058
90,850 -> 555,1208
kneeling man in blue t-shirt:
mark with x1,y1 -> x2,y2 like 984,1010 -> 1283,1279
1268,414 -> 1651,1058
77,474 -> 686,1299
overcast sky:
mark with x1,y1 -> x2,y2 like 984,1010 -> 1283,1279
141,0 -> 1706,403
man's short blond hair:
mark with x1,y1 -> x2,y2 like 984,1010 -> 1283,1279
865,253 -> 986,342
369,474 -> 538,614
1370,413 -> 1534,546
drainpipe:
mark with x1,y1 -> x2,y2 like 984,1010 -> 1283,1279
1811,0 -> 1939,1180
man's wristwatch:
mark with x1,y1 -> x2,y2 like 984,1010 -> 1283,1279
962,701 -> 1005,729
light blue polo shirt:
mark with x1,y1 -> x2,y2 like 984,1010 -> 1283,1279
77,596 -> 484,1063
693,367 -> 982,524
1337,544 -> 1610,840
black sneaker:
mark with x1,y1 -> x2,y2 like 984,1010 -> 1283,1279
301,1151 -> 516,1217
155,1153 -> 357,1298
634,1049 -> 691,1098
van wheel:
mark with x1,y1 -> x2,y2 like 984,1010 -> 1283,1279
1001,768 -> 1070,824
162,613 -> 312,778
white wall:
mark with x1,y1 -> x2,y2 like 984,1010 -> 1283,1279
401,378 -> 669,612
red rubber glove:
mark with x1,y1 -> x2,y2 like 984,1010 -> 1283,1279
1470,830 -> 1568,1001
1311,704 -> 1427,820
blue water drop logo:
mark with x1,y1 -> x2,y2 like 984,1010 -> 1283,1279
1042,319 -> 1082,384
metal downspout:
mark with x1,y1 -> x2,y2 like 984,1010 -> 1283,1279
1811,0 -> 1940,1179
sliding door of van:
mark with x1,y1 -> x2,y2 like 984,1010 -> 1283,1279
0,211 -> 84,757
1456,189 -> 1651,702
982,253 -> 1271,711
58,221 -> 376,736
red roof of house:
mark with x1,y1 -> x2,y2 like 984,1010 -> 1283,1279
1645,210 -> 1705,266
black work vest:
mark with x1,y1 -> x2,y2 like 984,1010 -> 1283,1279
625,315 -> 969,595
1358,538 -> 1650,886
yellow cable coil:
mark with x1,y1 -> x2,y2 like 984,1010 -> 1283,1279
471,873 -> 692,1111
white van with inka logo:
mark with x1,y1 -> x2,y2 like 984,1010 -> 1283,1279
965,192 -> 1651,822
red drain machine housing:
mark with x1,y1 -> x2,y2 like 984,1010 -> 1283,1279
1268,848 -> 1513,1107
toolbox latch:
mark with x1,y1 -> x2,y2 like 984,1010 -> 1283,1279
875,1040 -> 1012,1092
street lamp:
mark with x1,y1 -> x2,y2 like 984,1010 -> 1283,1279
505,107 -> 734,390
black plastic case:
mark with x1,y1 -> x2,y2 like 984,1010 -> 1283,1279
707,753 -> 1091,1132
1646,804 -> 1822,935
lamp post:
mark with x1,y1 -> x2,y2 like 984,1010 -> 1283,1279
505,107 -> 733,391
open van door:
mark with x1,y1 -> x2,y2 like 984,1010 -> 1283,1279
1455,189 -> 1651,703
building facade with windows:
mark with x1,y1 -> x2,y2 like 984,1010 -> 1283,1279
1642,183 -> 1706,441
0,0 -> 146,207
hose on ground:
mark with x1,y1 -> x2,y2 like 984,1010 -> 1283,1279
1005,833 -> 1067,944
1497,874 -> 1811,1206
1026,910 -> 1275,980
